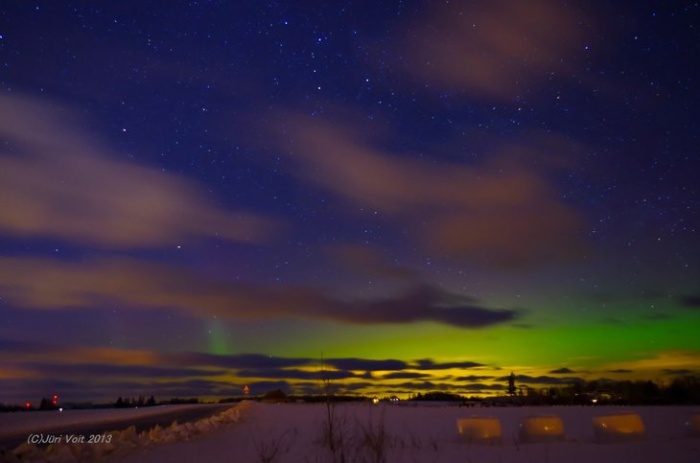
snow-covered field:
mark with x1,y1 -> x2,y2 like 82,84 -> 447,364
3,401 -> 699,462
0,404 -> 223,438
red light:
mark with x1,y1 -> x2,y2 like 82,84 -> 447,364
25,402 -> 30,409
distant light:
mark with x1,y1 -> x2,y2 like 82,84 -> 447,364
372,397 -> 379,404
591,398 -> 598,404
59,408 -> 63,412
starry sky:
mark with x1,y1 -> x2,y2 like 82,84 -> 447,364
1,1 -> 699,404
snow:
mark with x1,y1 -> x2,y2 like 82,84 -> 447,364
0,403 -> 243,462
3,402 -> 699,462
0,404 -> 222,438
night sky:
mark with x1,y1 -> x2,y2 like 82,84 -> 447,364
1,1 -> 699,404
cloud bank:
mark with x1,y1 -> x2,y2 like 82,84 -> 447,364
0,256 -> 519,328
397,0 -> 589,99
269,114 -> 584,267
0,93 -> 276,248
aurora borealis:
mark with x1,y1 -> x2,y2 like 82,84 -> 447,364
1,1 -> 699,404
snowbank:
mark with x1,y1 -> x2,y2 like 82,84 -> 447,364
1,402 -> 249,463
0,404 -> 224,438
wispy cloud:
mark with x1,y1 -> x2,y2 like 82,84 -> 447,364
327,285 -> 520,327
1,343 -> 493,380
549,367 -> 576,374
396,0 -> 589,99
498,374 -> 584,386
414,359 -> 484,370
0,339 -> 163,366
0,344 -> 506,401
237,368 -> 357,381
326,358 -> 409,371
602,350 -> 700,376
28,363 -> 227,379
0,256 -> 520,328
172,353 -> 313,370
454,375 -> 495,382
0,93 -> 277,248
268,114 -> 585,267
381,372 -> 431,380
663,369 -> 694,376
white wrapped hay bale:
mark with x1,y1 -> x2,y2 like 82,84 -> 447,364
456,416 -> 502,443
592,412 -> 645,443
518,415 -> 565,443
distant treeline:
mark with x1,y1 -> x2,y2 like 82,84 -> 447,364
3,376 -> 699,412
410,376 -> 700,406
0,395 -> 202,412
520,376 -> 700,405
114,395 -> 158,408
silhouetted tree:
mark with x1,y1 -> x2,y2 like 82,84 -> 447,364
410,391 -> 463,401
262,389 -> 287,403
39,397 -> 56,411
667,378 -> 691,403
507,372 -> 517,396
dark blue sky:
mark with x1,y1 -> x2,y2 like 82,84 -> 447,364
0,1 -> 698,403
